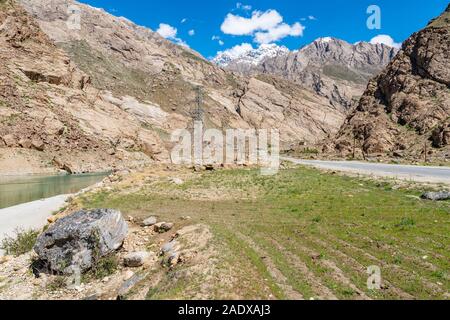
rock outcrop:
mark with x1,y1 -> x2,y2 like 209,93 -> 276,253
34,209 -> 128,274
333,5 -> 450,161
0,0 -> 170,175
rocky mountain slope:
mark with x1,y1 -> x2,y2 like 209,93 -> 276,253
0,0 -> 171,174
21,0 -> 344,139
333,5 -> 450,161
213,44 -> 290,72
0,0 -> 350,175
215,38 -> 398,111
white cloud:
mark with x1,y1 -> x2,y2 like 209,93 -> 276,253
216,43 -> 254,60
308,15 -> 317,20
212,35 -> 224,46
181,18 -> 187,24
188,29 -> 195,36
255,22 -> 304,44
221,10 -> 283,36
370,34 -> 401,48
156,23 -> 189,48
220,9 -> 304,44
157,23 -> 178,39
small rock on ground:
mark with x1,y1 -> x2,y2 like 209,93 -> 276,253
421,191 -> 450,201
142,216 -> 157,226
123,252 -> 152,268
154,222 -> 174,233
170,178 -> 184,185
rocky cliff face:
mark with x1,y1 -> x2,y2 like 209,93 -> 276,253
333,5 -> 450,161
0,0 -> 170,174
0,0 -> 349,174
215,38 -> 397,111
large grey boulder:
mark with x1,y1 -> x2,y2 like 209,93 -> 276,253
34,209 -> 128,274
421,191 -> 450,201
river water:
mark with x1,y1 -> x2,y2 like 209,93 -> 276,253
0,173 -> 108,209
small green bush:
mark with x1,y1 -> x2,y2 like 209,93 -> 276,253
46,276 -> 68,292
395,217 -> 416,230
93,254 -> 119,279
82,254 -> 119,282
312,216 -> 322,223
0,229 -> 39,257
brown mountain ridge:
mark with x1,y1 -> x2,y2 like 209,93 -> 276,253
333,4 -> 450,162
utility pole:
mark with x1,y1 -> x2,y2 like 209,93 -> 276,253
190,86 -> 205,167
424,141 -> 428,163
353,137 -> 356,159
191,86 -> 204,124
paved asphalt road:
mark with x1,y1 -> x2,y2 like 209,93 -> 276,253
282,157 -> 450,185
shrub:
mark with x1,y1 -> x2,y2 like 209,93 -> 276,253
0,229 -> 39,257
46,276 -> 68,292
93,254 -> 119,279
395,217 -> 416,230
82,254 -> 119,282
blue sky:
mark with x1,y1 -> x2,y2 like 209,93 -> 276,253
79,0 -> 449,58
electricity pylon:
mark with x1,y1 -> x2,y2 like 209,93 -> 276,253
191,86 -> 204,124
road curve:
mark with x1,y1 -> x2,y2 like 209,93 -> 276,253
282,157 -> 450,185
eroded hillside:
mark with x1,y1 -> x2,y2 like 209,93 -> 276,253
18,0 -> 346,148
0,0 -> 169,174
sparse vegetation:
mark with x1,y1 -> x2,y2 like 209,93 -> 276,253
181,50 -> 211,64
83,254 -> 119,281
46,276 -> 68,292
0,0 -> 10,10
0,229 -> 39,257
323,64 -> 368,84
395,217 -> 416,230
301,148 -> 320,155
77,165 -> 450,299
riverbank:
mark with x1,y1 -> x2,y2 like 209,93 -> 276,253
0,194 -> 70,255
0,172 -> 108,209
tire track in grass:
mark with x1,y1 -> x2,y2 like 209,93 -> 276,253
327,234 -> 447,297
309,237 -> 414,300
284,234 -> 371,300
356,235 -> 444,274
235,232 -> 304,300
212,225 -> 280,300
268,238 -> 339,300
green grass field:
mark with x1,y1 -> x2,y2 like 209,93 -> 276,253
78,165 -> 449,300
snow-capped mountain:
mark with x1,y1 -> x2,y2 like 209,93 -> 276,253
212,37 -> 398,110
212,43 -> 289,69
